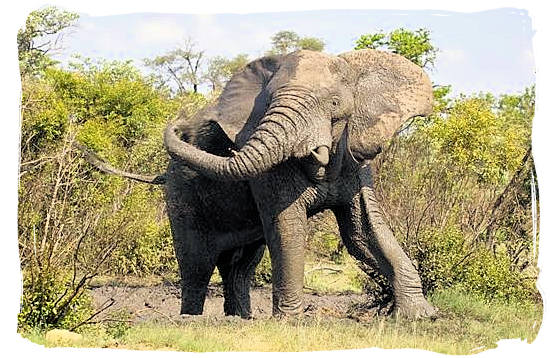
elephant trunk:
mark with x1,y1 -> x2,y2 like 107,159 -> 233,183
164,90 -> 316,181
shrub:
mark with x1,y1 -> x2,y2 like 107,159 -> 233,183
373,90 -> 537,302
18,272 -> 93,331
409,224 -> 537,301
307,211 -> 343,263
111,218 -> 176,276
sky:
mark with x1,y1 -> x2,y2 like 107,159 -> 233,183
51,8 -> 535,97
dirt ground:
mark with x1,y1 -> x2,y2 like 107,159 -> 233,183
90,283 -> 375,323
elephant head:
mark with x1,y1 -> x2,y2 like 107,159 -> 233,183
164,49 -> 433,180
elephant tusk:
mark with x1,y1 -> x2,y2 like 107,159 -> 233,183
311,145 -> 330,166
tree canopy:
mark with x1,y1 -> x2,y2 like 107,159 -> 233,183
204,54 -> 249,92
355,28 -> 437,69
18,6 -> 79,76
144,38 -> 205,95
268,30 -> 325,55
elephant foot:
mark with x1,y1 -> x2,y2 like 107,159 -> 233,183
393,296 -> 438,319
224,307 -> 253,319
180,299 -> 205,315
272,296 -> 303,317
180,306 -> 203,315
273,307 -> 303,318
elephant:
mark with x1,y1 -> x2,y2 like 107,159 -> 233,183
81,49 -> 437,319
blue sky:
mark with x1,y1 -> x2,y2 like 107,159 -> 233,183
53,8 -> 534,96
52,8 -> 535,97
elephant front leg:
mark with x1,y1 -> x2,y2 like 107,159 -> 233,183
334,185 -> 437,319
257,203 -> 307,317
267,209 -> 307,316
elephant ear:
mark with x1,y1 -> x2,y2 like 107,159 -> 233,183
338,49 -> 433,142
211,55 -> 283,148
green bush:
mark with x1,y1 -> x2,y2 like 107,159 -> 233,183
18,272 -> 93,331
412,225 -> 468,293
459,248 -> 538,302
306,211 -> 343,263
111,218 -> 176,276
104,309 -> 132,339
373,89 -> 537,302
308,231 -> 343,263
408,224 -> 538,301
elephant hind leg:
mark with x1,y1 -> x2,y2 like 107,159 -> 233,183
177,246 -> 217,315
177,258 -> 216,315
217,240 -> 266,319
169,212 -> 217,315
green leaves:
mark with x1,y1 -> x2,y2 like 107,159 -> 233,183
17,6 -> 79,76
268,30 -> 325,55
18,271 -> 93,330
354,32 -> 387,50
423,90 -> 533,184
144,38 -> 205,95
18,55 -> 188,330
35,58 -> 180,153
205,54 -> 249,92
355,28 -> 437,69
296,37 -> 325,52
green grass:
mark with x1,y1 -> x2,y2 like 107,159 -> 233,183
21,287 -> 542,354
304,255 -> 366,293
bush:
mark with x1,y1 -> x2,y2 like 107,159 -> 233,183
111,218 -> 176,276
18,272 -> 93,331
307,211 -> 343,263
373,90 -> 537,302
459,248 -> 538,302
412,225 -> 467,293
18,59 -> 188,330
409,225 -> 537,301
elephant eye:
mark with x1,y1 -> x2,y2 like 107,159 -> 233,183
331,96 -> 340,107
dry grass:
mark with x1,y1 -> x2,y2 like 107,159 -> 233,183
23,287 -> 542,354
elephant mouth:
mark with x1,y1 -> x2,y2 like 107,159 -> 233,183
349,146 -> 382,164
343,124 -> 383,164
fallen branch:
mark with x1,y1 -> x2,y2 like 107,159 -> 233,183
306,267 -> 343,275
70,298 -> 116,331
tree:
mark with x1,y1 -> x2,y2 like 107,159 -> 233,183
144,38 -> 205,95
270,31 -> 300,55
355,28 -> 437,69
204,54 -> 249,91
297,37 -> 325,52
17,6 -> 79,76
268,30 -> 325,55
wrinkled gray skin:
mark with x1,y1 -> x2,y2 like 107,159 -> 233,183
87,49 -> 437,319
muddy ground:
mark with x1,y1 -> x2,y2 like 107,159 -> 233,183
90,283 -> 379,323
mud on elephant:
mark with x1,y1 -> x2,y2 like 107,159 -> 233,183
82,49 -> 437,319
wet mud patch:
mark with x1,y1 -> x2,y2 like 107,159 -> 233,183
90,283 -> 376,324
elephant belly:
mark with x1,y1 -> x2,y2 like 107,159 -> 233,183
197,179 -> 261,230
165,165 -> 263,252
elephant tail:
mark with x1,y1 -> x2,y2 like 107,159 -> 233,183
74,143 -> 166,185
